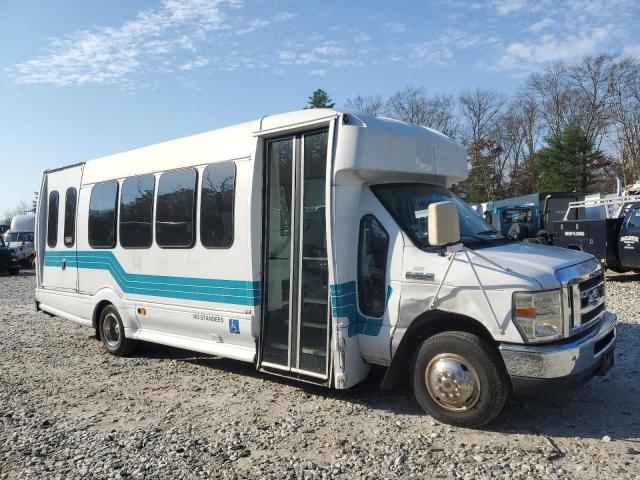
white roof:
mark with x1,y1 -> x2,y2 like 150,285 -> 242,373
76,108 -> 467,186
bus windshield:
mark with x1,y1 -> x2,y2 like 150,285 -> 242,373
371,183 -> 503,248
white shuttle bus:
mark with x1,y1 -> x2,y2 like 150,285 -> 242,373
35,109 -> 616,427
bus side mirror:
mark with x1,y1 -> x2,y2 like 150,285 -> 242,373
428,201 -> 460,246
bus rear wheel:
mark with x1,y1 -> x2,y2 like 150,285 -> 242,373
99,305 -> 137,356
412,331 -> 508,428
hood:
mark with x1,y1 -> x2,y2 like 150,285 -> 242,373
473,242 -> 593,289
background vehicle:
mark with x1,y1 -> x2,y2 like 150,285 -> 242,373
0,237 -> 20,275
483,205 -> 540,239
35,109 -> 616,428
554,194 -> 640,271
5,213 -> 35,268
0,224 -> 9,235
474,192 -> 584,239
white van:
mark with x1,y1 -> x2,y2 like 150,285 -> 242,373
35,109 -> 616,427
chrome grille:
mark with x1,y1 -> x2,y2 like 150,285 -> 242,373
570,272 -> 605,335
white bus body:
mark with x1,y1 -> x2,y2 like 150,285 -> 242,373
35,109 -> 616,427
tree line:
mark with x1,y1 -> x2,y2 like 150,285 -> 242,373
310,54 -> 640,204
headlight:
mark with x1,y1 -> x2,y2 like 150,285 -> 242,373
513,290 -> 563,343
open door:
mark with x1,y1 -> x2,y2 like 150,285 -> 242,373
259,129 -> 331,379
40,165 -> 84,292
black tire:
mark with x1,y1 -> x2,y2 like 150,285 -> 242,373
98,305 -> 137,356
7,267 -> 19,275
412,331 -> 509,428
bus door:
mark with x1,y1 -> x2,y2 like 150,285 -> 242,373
40,165 -> 84,292
258,129 -> 332,380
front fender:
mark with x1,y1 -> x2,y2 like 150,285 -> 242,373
381,310 -> 497,391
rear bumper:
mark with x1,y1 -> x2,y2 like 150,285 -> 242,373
499,312 -> 616,394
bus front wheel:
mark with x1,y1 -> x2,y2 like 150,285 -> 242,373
412,331 -> 508,428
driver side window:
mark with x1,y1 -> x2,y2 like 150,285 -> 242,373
358,215 -> 389,317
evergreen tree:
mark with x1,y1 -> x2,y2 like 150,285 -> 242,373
306,89 -> 335,109
534,122 -> 603,192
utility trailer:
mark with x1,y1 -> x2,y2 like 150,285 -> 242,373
554,195 -> 640,271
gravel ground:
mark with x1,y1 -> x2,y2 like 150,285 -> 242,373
1,271 -> 639,480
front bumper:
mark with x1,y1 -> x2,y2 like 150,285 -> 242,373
499,312 -> 616,394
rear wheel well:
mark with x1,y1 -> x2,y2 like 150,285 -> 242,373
567,245 -> 583,251
380,310 -> 499,391
92,300 -> 113,339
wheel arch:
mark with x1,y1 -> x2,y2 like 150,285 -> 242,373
380,310 -> 499,391
90,287 -> 134,338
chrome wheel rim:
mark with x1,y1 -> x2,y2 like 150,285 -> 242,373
425,353 -> 481,412
102,313 -> 121,349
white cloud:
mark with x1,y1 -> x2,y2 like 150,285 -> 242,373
354,32 -> 371,43
178,56 -> 209,70
236,18 -> 269,35
272,11 -> 295,22
11,0 -> 239,86
528,17 -> 554,33
308,68 -> 326,77
314,43 -> 346,56
497,26 -> 611,70
491,0 -> 527,15
383,22 -> 406,33
277,50 -> 296,61
297,52 -> 320,65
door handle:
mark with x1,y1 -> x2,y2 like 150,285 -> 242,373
61,259 -> 67,270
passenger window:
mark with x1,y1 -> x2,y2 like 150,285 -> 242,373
200,162 -> 235,248
89,181 -> 118,248
120,175 -> 155,248
63,187 -> 77,247
47,191 -> 59,248
156,169 -> 197,248
358,215 -> 389,317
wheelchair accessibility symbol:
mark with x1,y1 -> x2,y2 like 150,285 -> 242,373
229,318 -> 240,334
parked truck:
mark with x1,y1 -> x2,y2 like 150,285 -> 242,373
0,236 -> 20,275
483,205 -> 540,239
475,192 -> 584,243
4,213 -> 36,268
554,195 -> 640,271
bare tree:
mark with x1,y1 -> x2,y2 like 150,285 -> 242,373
568,54 -> 620,147
1,201 -> 32,226
458,88 -> 506,145
610,56 -> 640,184
344,94 -> 385,116
527,62 -> 573,138
385,86 -> 458,137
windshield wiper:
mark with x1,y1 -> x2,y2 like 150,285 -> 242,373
476,229 -> 500,235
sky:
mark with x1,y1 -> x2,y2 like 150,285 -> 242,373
1,0 -> 640,209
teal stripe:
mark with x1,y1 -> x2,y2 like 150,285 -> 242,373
330,281 -> 392,337
44,251 -> 260,306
